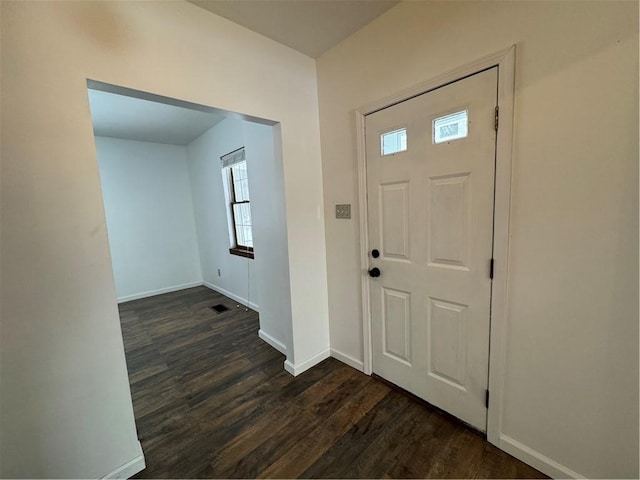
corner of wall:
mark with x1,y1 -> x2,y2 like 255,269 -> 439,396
283,348 -> 330,377
101,441 -> 146,480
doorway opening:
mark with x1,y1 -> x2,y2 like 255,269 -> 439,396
87,80 -> 292,472
85,78 -> 294,410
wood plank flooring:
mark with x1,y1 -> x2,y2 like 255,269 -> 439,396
119,286 -> 546,479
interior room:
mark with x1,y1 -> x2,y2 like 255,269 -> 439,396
1,1 -> 637,479
87,86 -> 291,356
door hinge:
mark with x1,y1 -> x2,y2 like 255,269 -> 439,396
494,106 -> 499,131
489,258 -> 495,279
485,389 -> 490,408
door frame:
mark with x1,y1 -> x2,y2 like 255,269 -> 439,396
355,45 -> 515,445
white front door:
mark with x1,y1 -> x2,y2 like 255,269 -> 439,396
366,67 -> 498,431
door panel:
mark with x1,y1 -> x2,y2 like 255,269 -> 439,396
382,287 -> 412,364
428,297 -> 468,389
380,182 -> 410,260
428,173 -> 471,269
366,67 -> 498,431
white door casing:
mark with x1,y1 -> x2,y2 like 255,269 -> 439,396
365,67 -> 498,431
356,47 -> 515,451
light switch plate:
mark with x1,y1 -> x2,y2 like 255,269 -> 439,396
336,204 -> 351,219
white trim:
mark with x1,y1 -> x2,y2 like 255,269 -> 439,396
330,348 -> 364,372
258,328 -> 287,354
355,46 -> 516,446
356,111 -> 373,376
283,348 -> 330,376
117,282 -> 203,303
499,435 -> 584,479
283,360 -> 295,375
203,281 -> 259,311
486,45 -> 516,446
101,441 -> 145,479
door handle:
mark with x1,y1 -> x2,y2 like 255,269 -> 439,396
368,267 -> 381,278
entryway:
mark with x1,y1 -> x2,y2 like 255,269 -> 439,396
359,48 -> 515,436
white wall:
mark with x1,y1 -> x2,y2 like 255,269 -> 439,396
317,1 -> 638,478
243,121 -> 292,353
187,118 -> 260,310
187,118 -> 292,353
95,136 -> 202,302
0,1 -> 329,477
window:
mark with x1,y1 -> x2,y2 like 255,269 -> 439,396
381,128 -> 408,156
433,110 -> 468,144
221,148 -> 254,259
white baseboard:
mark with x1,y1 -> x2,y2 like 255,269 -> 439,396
284,348 -> 330,376
499,434 -> 583,479
203,281 -> 259,311
330,348 -> 364,372
117,281 -> 203,303
101,441 -> 145,479
258,329 -> 287,354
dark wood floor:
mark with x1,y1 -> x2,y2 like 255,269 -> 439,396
119,286 -> 546,479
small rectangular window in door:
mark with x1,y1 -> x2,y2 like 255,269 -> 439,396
433,110 -> 468,144
381,128 -> 407,155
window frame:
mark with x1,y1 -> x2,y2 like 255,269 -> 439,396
226,161 -> 254,259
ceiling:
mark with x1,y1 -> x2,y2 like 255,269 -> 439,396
188,0 -> 399,58
88,89 -> 226,146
